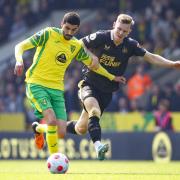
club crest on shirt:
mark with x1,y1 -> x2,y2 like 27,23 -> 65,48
70,45 -> 76,53
104,44 -> 110,50
122,47 -> 128,53
55,52 -> 67,64
89,33 -> 97,40
41,99 -> 47,105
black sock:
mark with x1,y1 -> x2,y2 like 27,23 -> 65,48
66,121 -> 77,134
88,116 -> 101,143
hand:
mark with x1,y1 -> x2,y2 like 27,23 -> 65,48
113,76 -> 126,84
88,56 -> 99,70
172,61 -> 180,69
14,62 -> 24,76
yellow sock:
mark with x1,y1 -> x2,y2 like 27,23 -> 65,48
46,125 -> 58,154
36,124 -> 47,133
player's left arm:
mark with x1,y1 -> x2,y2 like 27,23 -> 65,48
82,58 -> 114,81
79,39 -> 99,70
144,51 -> 180,69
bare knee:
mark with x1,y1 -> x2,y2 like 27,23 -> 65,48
88,107 -> 101,118
43,109 -> 57,126
75,125 -> 87,135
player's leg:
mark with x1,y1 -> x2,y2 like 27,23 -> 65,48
67,109 -> 89,135
26,83 -> 48,150
83,96 -> 109,160
26,84 -> 59,154
33,109 -> 67,154
43,108 -> 59,154
66,80 -> 90,135
78,82 -> 109,160
50,88 -> 67,153
75,109 -> 89,134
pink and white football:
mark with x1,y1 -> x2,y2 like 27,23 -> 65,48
47,153 -> 69,174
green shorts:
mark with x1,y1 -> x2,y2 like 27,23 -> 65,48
26,83 -> 67,121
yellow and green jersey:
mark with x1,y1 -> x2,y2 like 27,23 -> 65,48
26,27 -> 91,91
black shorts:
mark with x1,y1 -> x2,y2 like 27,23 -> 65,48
78,80 -> 112,113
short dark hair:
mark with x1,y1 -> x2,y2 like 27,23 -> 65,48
62,12 -> 80,26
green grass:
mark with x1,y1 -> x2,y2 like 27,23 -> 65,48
0,160 -> 180,180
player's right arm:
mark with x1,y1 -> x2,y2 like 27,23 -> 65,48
14,39 -> 35,76
14,29 -> 47,76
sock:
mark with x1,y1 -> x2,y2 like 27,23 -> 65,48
46,125 -> 58,154
88,116 -> 101,143
66,121 -> 77,134
36,124 -> 47,133
94,141 -> 102,152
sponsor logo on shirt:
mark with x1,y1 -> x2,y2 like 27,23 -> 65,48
55,52 -> 67,64
99,54 -> 121,67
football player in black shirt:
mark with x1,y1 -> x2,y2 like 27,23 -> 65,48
67,14 -> 180,160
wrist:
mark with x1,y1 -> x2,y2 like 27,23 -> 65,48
111,75 -> 115,81
16,61 -> 23,65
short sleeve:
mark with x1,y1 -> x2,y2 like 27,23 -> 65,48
29,28 -> 50,47
82,31 -> 105,49
131,39 -> 146,56
75,46 -> 91,62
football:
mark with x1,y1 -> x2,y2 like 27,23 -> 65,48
47,153 -> 69,174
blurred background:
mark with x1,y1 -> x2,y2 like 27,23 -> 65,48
0,0 -> 180,160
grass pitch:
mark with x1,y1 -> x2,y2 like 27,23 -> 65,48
0,160 -> 180,180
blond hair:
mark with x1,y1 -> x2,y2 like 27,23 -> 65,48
117,14 -> 134,26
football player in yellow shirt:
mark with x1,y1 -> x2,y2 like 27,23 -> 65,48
14,12 -> 125,155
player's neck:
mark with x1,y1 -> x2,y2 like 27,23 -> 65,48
113,39 -> 123,46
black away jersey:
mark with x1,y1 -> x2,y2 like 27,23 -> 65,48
82,30 -> 146,92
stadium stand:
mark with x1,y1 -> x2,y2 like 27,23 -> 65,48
0,0 -> 180,130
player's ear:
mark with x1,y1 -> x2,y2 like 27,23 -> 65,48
113,22 -> 116,29
127,28 -> 132,35
60,21 -> 64,28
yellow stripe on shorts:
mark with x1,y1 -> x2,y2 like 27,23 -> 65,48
26,84 -> 42,112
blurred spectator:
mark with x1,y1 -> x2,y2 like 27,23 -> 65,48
3,5 -> 14,32
145,84 -> 163,111
65,77 -> 81,114
23,97 -> 37,130
38,0 -> 50,21
0,99 -> 5,112
129,99 -> 139,112
127,64 -> 152,101
171,81 -> 180,111
118,97 -> 129,113
9,12 -> 28,40
154,99 -> 174,132
161,83 -> 174,106
0,16 -> 8,44
0,0 -> 180,130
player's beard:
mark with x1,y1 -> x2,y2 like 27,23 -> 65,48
63,33 -> 73,40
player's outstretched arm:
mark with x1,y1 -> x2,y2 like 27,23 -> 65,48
82,59 -> 126,83
14,39 -> 35,76
144,51 -> 180,69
